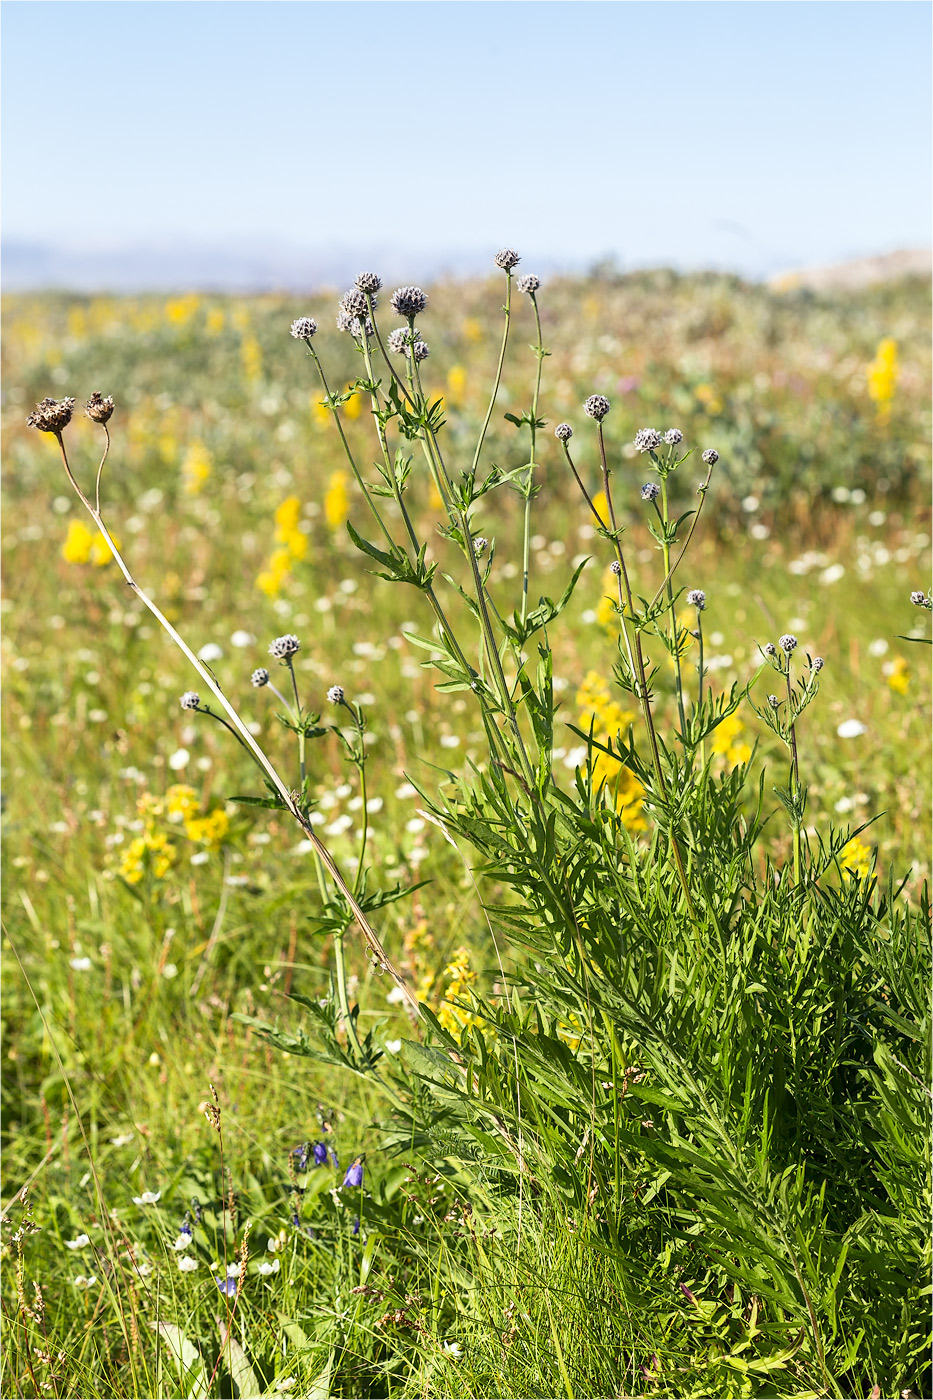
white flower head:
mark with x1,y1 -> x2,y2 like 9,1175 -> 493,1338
837,719 -> 867,739
178,1255 -> 198,1273
258,1259 -> 281,1276
132,1190 -> 161,1206
443,1341 -> 463,1359
386,986 -> 406,1005
65,1234 -> 91,1250
171,1233 -> 192,1251
73,1275 -> 98,1290
385,1039 -> 402,1054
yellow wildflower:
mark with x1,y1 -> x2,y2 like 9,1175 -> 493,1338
62,519 -> 94,564
165,785 -> 199,823
867,337 -> 898,424
711,712 -> 752,766
312,399 -> 330,427
324,471 -> 350,530
185,808 -> 229,849
436,946 -> 481,1035
119,830 -> 176,885
446,365 -> 467,403
274,496 -> 301,536
343,391 -> 361,421
885,656 -> 909,695
839,835 -> 872,880
89,531 -> 119,566
182,440 -> 212,495
592,488 -> 609,524
576,671 -> 612,715
164,294 -> 201,327
241,334 -> 263,384
463,317 -> 483,343
206,307 -> 225,335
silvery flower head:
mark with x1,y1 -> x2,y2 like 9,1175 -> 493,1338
180,691 -> 200,710
702,449 -> 720,466
27,396 -> 76,433
779,634 -> 798,654
336,308 -> 374,338
269,634 -> 300,659
354,271 -> 382,294
387,327 -> 418,354
340,288 -> 370,318
910,590 -> 931,608
763,642 -> 777,657
811,656 -> 825,672
516,274 -> 540,294
290,317 -> 317,340
494,248 -> 520,271
411,340 -> 430,362
640,482 -> 660,502
85,391 -> 115,423
686,590 -> 706,610
251,668 -> 270,688
390,286 -> 428,318
609,561 -> 622,577
554,423 -> 573,441
663,428 -> 683,445
584,394 -> 611,421
768,694 -> 781,709
473,536 -> 489,558
634,428 -> 662,453
327,685 -> 344,705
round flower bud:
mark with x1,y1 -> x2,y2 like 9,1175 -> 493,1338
554,423 -> 573,441
340,288 -> 370,317
180,691 -> 200,710
390,286 -> 428,318
27,396 -> 76,433
494,248 -> 520,271
516,274 -> 540,295
702,449 -> 720,466
609,561 -> 622,577
779,634 -> 798,654
584,394 -> 611,421
686,589 -> 706,610
327,685 -> 345,705
634,428 -> 662,453
387,328 -> 415,354
811,657 -> 825,672
473,536 -> 489,557
767,695 -> 781,709
269,634 -> 300,659
663,428 -> 683,445
411,340 -> 430,362
290,317 -> 317,340
251,668 -> 270,688
85,391 -> 114,424
763,642 -> 777,657
336,309 -> 374,338
640,482 -> 660,502
910,590 -> 929,607
355,271 -> 382,293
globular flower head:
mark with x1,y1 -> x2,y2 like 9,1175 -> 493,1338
336,308 -> 374,338
411,340 -> 430,362
634,428 -> 662,453
494,248 -> 520,271
269,634 -> 300,660
779,634 -> 798,654
290,317 -> 317,340
554,422 -> 573,442
387,327 -> 418,354
910,589 -> 931,609
340,288 -> 370,317
663,428 -> 683,445
251,668 -> 270,688
27,396 -> 75,433
390,286 -> 428,319
584,394 -> 611,421
327,685 -> 345,705
763,642 -> 777,658
180,691 -> 200,710
343,1159 -> 364,1189
812,656 -> 825,672
354,271 -> 382,294
473,536 -> 489,558
768,694 -> 781,709
516,273 -> 540,295
686,589 -> 707,610
640,482 -> 660,502
85,391 -> 115,424
609,561 -> 622,577
702,449 -> 720,466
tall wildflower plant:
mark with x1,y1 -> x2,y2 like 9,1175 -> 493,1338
34,254 -> 930,1399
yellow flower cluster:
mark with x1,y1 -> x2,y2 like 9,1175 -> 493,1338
694,382 -> 724,416
403,918 -> 439,1003
164,294 -> 202,327
118,829 -> 176,885
241,333 -> 263,384
575,672 -> 645,830
181,439 -> 212,495
710,712 -> 752,766
324,471 -> 350,531
256,496 -> 309,598
839,835 -> 872,880
436,946 -> 481,1035
61,520 -> 119,566
867,337 -> 899,423
184,808 -> 230,848
117,785 -> 230,884
446,365 -> 467,404
885,656 -> 910,695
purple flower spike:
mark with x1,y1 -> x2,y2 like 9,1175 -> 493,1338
343,1160 -> 364,1189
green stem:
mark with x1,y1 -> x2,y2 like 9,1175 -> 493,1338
286,658 -> 305,789
786,665 -> 801,887
520,295 -> 544,627
659,479 -> 687,737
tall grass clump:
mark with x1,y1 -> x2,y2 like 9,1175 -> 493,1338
19,251 -> 930,1400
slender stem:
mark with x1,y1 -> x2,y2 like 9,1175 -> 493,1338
353,762 -> 368,896
785,664 -> 801,887
286,658 -> 305,788
54,431 -> 419,1014
520,296 -> 544,626
648,458 -> 717,610
696,610 -> 706,768
94,426 -> 110,516
470,272 -> 513,480
659,479 -> 687,737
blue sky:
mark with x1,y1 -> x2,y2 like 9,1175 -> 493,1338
3,0 -> 930,279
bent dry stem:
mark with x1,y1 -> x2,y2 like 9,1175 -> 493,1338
51,427 -> 420,1019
